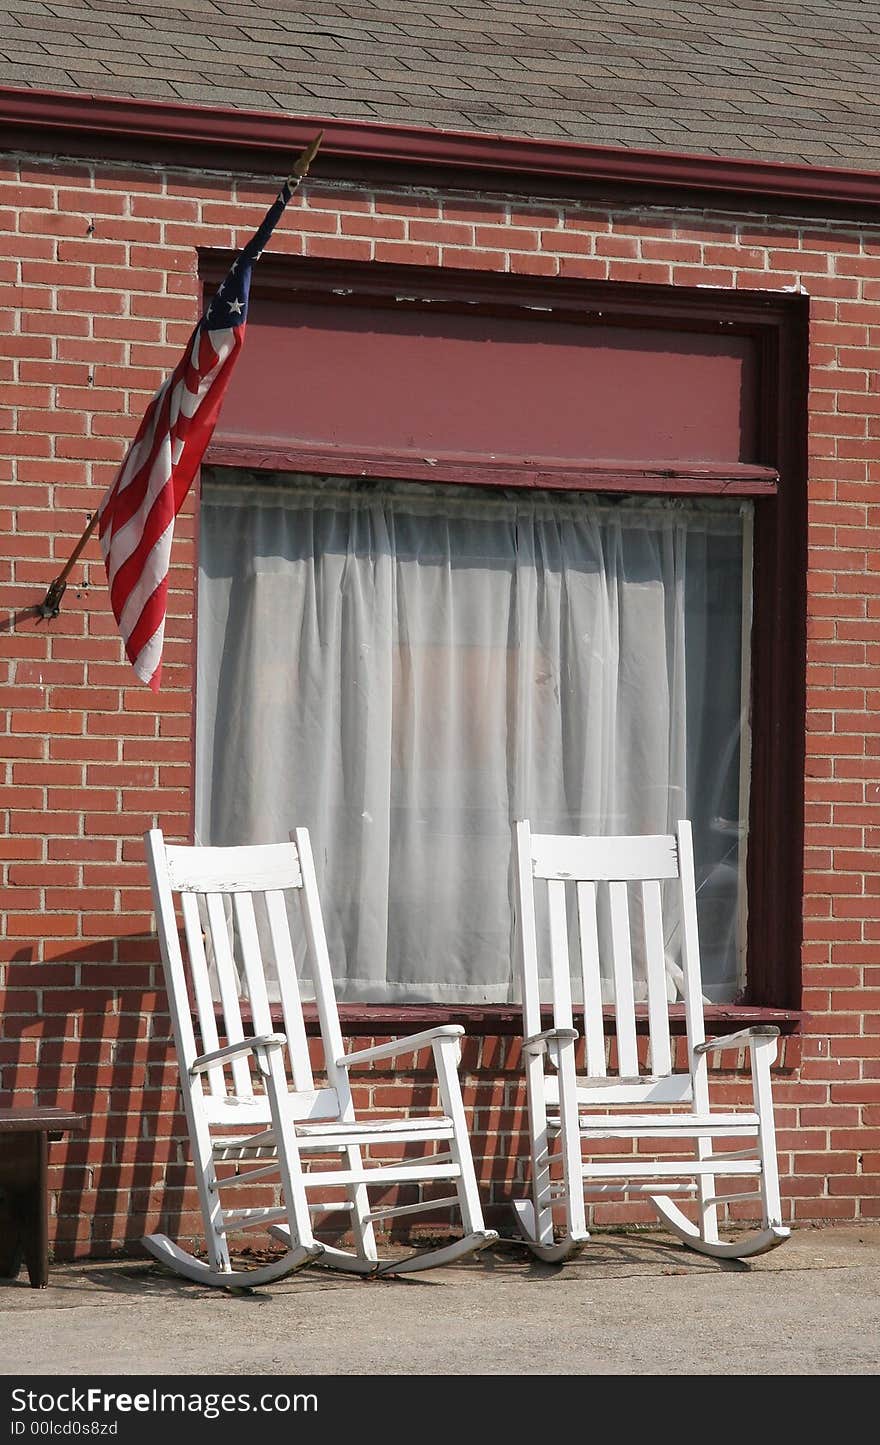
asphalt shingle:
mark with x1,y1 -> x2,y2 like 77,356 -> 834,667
4,1 -> 880,169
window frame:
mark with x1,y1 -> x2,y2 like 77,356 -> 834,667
198,255 -> 809,1020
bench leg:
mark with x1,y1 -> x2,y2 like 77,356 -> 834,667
0,1133 -> 49,1288
0,1188 -> 23,1280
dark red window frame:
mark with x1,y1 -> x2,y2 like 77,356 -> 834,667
198,255 -> 809,1029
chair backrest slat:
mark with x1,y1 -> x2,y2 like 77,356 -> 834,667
204,891 -> 252,1097
547,879 -> 575,1031
642,879 -> 672,1076
677,820 -> 709,1112
232,891 -> 273,1035
180,891 -> 223,1098
292,828 -> 349,1105
514,820 -> 544,1046
608,880 -> 639,1076
265,888 -> 314,1093
575,881 -> 606,1076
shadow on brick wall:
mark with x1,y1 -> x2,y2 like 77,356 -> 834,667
0,940 -> 189,1261
1,939 -> 531,1259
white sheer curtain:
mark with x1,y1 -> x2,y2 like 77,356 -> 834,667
197,470 -> 750,1004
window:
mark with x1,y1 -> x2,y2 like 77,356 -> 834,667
197,469 -> 752,1005
197,259 -> 808,1010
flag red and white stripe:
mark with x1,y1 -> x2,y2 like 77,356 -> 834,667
98,319 -> 244,690
97,164 -> 308,691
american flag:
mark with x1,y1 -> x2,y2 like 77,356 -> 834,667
97,138 -> 321,691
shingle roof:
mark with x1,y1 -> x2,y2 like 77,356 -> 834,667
5,1 -> 880,170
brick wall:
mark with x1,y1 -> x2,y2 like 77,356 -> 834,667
1,148 -> 878,1256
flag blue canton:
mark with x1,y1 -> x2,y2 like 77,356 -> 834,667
203,178 -> 294,335
204,257 -> 250,332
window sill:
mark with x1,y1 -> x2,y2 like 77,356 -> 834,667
218,1002 -> 802,1073
294,1002 -> 802,1038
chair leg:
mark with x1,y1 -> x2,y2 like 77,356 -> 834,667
333,1038 -> 499,1277
264,1059 -> 323,1260
513,1049 -> 590,1262
185,1099 -> 232,1275
751,1040 -> 787,1233
343,1144 -> 379,1267
523,1120 -> 560,1253
268,1224 -> 379,1275
511,1198 -> 588,1263
695,1137 -> 720,1247
556,1049 -> 589,1247
432,1036 -> 494,1239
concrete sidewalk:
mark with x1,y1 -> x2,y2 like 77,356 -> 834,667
3,1226 -> 879,1376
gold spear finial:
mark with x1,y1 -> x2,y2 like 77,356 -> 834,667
288,130 -> 324,182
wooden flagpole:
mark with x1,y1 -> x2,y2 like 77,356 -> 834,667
37,511 -> 99,619
36,130 -> 325,622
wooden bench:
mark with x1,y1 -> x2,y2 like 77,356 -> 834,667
0,1107 -> 85,1288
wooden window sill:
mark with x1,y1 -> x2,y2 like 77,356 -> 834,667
290,1002 -> 802,1038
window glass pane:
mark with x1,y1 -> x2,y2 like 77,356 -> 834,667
197,470 -> 751,1004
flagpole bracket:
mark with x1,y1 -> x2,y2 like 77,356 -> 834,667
37,577 -> 68,621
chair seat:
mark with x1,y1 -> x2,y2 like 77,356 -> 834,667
546,1111 -> 760,1137
212,1114 -> 455,1158
295,1115 -> 454,1138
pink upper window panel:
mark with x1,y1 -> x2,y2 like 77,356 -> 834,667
216,296 -> 758,469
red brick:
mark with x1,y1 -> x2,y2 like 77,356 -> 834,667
374,241 -> 440,266
304,237 -> 372,261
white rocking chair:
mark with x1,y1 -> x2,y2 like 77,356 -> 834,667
512,819 -> 790,1263
144,826 -> 497,1288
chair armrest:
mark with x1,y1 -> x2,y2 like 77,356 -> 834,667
523,1027 -> 580,1056
336,1025 -> 465,1069
190,1034 -> 287,1075
693,1026 -> 780,1056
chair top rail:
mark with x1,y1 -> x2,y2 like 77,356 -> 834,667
164,840 -> 303,894
529,831 -> 679,882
